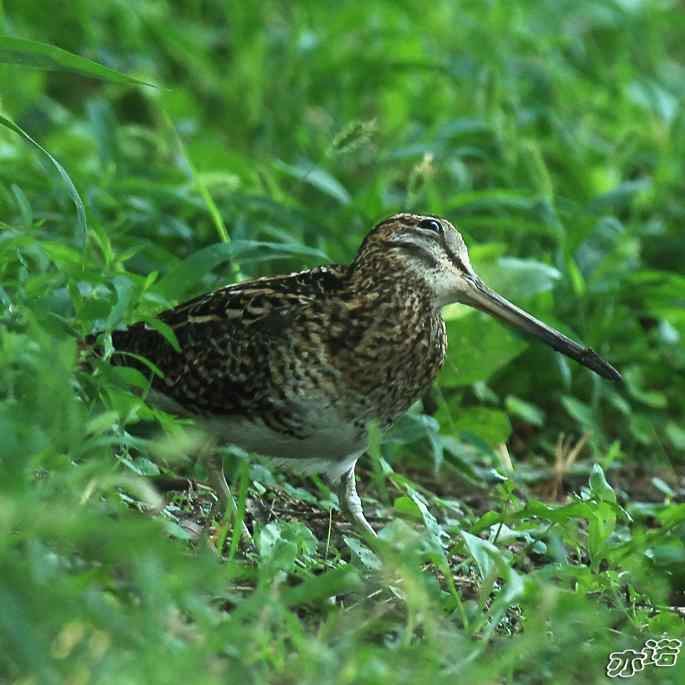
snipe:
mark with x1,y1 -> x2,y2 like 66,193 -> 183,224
92,213 -> 621,535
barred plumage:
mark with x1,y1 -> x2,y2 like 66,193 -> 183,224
92,212 -> 620,535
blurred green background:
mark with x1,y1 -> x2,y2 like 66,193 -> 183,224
1,1 -> 684,684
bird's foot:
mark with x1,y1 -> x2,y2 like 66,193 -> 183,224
337,466 -> 377,539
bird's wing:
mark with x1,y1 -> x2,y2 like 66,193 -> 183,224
106,265 -> 348,416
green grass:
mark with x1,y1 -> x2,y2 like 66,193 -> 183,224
1,1 -> 684,683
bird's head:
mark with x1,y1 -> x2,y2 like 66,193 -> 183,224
353,212 -> 621,382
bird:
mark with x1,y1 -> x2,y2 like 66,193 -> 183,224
89,213 -> 621,537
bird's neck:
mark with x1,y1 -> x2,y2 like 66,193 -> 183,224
347,255 -> 438,312
327,259 -> 447,425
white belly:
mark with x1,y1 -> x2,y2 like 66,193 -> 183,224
202,400 -> 366,479
149,389 -> 367,480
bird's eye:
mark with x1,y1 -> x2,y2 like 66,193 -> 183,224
418,218 -> 443,234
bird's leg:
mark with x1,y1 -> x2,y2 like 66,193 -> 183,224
337,464 -> 377,538
207,453 -> 254,547
207,453 -> 233,515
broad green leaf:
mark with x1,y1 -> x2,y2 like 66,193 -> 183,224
666,422 -> 685,450
470,500 -> 600,533
258,521 -> 317,576
85,411 -> 120,436
41,241 -> 85,270
657,504 -> 685,528
623,367 -> 668,409
282,483 -> 318,504
145,319 -> 181,353
628,414 -> 654,445
162,520 -> 196,541
587,502 -> 616,568
105,276 -> 138,329
505,395 -> 545,426
442,311 -> 528,386
155,243 -> 234,300
110,365 -> 152,391
344,536 -> 382,571
452,407 -> 512,447
461,531 -> 498,580
591,177 -> 652,210
402,484 -> 447,549
393,495 -> 422,521
257,524 -> 298,572
651,477 -> 674,498
486,257 -> 561,300
110,352 -> 164,380
560,396 -> 598,433
589,464 -> 617,504
282,566 -> 362,607
274,160 -> 351,205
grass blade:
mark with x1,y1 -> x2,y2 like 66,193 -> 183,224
0,35 -> 156,87
0,114 -> 88,248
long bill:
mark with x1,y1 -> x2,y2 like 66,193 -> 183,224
460,276 -> 622,382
